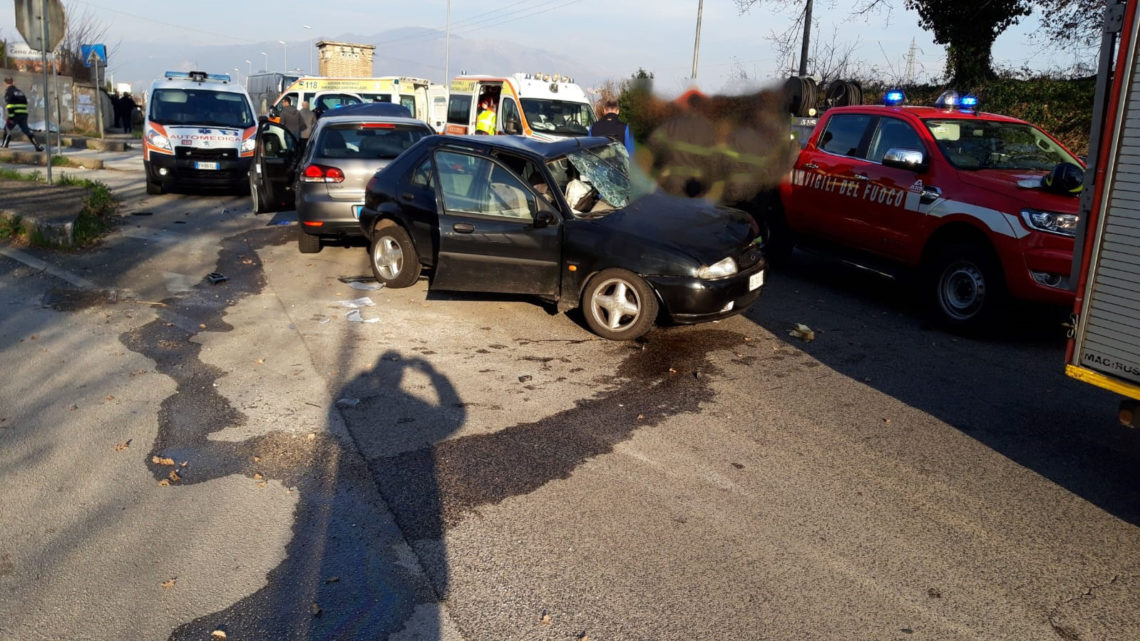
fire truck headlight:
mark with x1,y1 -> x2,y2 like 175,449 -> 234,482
1021,209 -> 1078,237
146,128 -> 171,152
241,137 -> 256,154
698,257 -> 738,280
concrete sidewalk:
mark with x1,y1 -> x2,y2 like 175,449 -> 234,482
0,134 -> 145,246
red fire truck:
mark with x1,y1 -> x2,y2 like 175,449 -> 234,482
1065,0 -> 1140,426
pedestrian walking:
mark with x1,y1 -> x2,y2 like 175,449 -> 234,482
590,98 -> 635,156
2,77 -> 44,151
119,93 -> 137,134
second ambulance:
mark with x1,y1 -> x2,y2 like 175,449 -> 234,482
445,72 -> 596,139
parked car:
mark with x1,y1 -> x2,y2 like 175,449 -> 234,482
769,91 -> 1081,331
249,106 -> 435,252
357,135 -> 767,340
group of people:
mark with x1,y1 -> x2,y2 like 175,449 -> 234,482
2,77 -> 44,152
111,91 -> 138,133
276,97 -> 316,144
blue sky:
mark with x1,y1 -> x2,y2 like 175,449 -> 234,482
1,0 -> 1099,95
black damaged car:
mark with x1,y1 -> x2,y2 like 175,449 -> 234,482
358,135 -> 766,340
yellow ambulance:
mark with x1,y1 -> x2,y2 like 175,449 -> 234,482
444,72 -> 596,140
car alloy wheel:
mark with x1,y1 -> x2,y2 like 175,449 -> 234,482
583,268 -> 658,340
369,221 -> 421,288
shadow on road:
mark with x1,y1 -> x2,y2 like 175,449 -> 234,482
746,250 -> 1140,526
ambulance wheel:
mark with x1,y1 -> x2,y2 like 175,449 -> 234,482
146,179 -> 162,195
926,241 -> 1007,333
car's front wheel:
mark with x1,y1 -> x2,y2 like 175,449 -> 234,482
582,268 -> 659,340
369,221 -> 420,288
927,241 -> 1007,333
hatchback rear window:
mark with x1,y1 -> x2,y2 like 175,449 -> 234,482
314,123 -> 431,159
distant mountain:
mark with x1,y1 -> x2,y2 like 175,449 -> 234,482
106,27 -> 606,96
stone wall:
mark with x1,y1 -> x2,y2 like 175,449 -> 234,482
315,41 -> 375,78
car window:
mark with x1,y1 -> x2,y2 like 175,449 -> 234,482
315,93 -> 363,113
400,96 -> 416,115
866,117 -> 924,164
499,99 -> 522,135
817,114 -> 873,158
259,122 -> 295,158
447,95 -> 472,125
436,150 -> 535,220
314,123 -> 431,160
924,118 -> 1078,170
411,158 -> 434,189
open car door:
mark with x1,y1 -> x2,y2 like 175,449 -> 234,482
251,119 -> 300,213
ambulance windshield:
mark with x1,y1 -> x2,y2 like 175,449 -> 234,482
925,119 -> 1078,171
520,99 -> 597,136
149,89 -> 255,129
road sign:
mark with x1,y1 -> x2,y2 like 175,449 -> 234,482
82,44 -> 108,68
14,0 -> 66,53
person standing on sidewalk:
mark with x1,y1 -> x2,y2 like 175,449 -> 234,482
119,93 -> 137,134
2,77 -> 44,151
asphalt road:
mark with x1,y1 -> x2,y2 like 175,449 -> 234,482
0,163 -> 1137,641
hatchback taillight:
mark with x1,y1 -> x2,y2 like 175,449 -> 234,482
301,164 -> 345,183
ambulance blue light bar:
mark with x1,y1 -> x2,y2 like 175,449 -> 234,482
960,94 -> 979,112
884,89 -> 906,106
163,71 -> 232,84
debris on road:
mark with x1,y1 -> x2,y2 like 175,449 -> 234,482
206,272 -> 227,285
346,281 -> 383,291
540,611 -> 552,625
113,440 -> 131,451
337,297 -> 375,308
336,398 -> 361,408
160,577 -> 176,590
210,631 -> 227,640
152,456 -> 175,466
310,602 -> 322,617
519,375 -> 533,383
345,309 -> 379,323
789,323 -> 815,342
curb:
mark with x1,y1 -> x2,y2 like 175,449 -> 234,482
0,149 -> 104,169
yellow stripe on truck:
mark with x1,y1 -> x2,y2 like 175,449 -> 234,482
1065,364 -> 1140,400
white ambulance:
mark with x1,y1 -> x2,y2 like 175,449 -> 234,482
269,76 -> 437,122
444,72 -> 596,139
143,71 -> 258,195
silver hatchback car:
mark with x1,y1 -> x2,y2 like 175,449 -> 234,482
250,104 -> 435,253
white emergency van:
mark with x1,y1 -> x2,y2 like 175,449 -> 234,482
270,76 -> 436,122
444,72 -> 596,139
143,71 -> 258,195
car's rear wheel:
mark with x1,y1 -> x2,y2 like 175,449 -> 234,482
926,241 -> 1007,333
582,268 -> 658,341
370,221 -> 420,288
298,228 -> 321,254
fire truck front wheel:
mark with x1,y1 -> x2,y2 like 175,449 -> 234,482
926,241 -> 1008,333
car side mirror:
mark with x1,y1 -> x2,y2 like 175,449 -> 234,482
882,148 -> 928,172
534,209 -> 559,228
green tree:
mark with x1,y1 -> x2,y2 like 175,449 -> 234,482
904,0 -> 1032,86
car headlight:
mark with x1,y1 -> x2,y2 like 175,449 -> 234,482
145,128 -> 171,151
698,257 -> 738,279
1021,208 -> 1078,237
241,137 -> 256,153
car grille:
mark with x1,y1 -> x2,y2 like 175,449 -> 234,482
737,244 -> 765,270
175,146 -> 236,160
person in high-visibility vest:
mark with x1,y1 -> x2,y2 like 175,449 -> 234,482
475,96 -> 496,135
2,77 -> 44,152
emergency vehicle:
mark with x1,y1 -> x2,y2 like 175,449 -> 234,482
773,90 -> 1082,332
1065,0 -> 1140,425
143,71 -> 257,195
444,73 -> 596,140
268,76 -> 436,123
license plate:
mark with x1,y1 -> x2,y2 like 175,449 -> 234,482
352,205 -> 363,219
195,161 -> 219,170
748,270 -> 765,291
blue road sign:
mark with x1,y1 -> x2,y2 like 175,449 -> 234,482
81,44 -> 107,67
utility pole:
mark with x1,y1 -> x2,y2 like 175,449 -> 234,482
39,0 -> 53,183
445,0 -> 451,84
798,0 -> 813,77
691,0 -> 703,80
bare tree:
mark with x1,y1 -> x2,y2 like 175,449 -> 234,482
58,1 -> 116,83
1032,0 -> 1106,51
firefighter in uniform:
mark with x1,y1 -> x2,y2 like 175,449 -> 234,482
2,77 -> 44,151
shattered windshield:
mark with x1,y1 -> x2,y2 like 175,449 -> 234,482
520,99 -> 597,136
924,119 -> 1078,171
545,141 -> 655,215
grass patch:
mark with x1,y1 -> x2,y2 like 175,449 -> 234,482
0,167 -> 43,181
51,154 -> 79,167
0,215 -> 24,240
